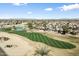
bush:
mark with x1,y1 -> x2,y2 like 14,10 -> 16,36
34,46 -> 50,56
1,27 -> 11,32
70,31 -> 77,35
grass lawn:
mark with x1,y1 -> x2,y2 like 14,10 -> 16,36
10,31 -> 76,49
1,28 -> 76,49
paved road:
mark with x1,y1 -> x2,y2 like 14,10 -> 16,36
0,47 -> 7,56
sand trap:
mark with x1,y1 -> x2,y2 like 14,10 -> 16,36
0,32 -> 34,56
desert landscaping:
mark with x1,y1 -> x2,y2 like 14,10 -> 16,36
0,19 -> 79,56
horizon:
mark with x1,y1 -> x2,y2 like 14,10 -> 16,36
0,18 -> 79,20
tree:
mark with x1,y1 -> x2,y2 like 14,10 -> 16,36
70,25 -> 78,35
27,22 -> 33,29
61,23 -> 69,35
42,21 -> 47,31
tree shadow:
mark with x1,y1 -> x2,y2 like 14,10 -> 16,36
0,47 -> 8,56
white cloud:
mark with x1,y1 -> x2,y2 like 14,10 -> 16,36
12,3 -> 27,6
27,12 -> 32,14
13,3 -> 21,6
44,8 -> 53,11
59,3 -> 79,11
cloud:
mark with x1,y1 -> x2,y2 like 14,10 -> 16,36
27,11 -> 32,14
13,3 -> 21,6
44,8 -> 53,11
59,4 -> 79,11
12,3 -> 27,6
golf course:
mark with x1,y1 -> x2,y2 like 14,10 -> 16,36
6,30 -> 76,49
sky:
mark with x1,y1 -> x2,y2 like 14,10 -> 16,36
0,3 -> 79,19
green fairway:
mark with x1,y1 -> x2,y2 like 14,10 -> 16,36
0,28 -> 76,49
9,31 -> 76,49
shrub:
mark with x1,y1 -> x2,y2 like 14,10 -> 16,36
34,46 -> 50,56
